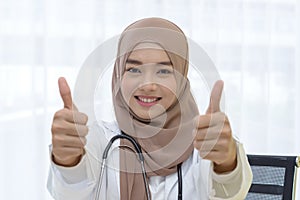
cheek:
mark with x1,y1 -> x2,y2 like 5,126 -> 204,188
159,77 -> 177,95
164,88 -> 176,103
120,76 -> 137,102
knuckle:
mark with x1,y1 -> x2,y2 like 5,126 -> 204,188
51,125 -> 55,134
73,113 -> 80,123
52,134 -> 61,143
77,126 -> 86,136
222,127 -> 232,137
52,139 -> 59,148
52,135 -> 57,144
82,113 -> 88,124
83,126 -> 89,135
72,124 -> 79,133
76,125 -> 89,136
80,137 -> 87,146
54,109 -> 65,119
51,123 -> 59,133
75,112 -> 88,124
194,116 -> 200,127
53,111 -> 60,119
52,123 -> 64,133
60,109 -> 72,120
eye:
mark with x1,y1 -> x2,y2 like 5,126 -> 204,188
127,67 -> 141,73
157,69 -> 173,74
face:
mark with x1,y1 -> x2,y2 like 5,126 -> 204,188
121,45 -> 177,120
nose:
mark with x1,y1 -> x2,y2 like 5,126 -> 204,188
138,68 -> 158,91
139,82 -> 158,91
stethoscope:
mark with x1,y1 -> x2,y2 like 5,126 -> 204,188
94,131 -> 183,200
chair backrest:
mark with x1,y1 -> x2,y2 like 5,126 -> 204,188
245,155 -> 299,200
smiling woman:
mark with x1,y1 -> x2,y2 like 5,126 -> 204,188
47,17 -> 253,200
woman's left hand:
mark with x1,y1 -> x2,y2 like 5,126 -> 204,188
193,80 -> 237,173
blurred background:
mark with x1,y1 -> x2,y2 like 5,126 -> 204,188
0,0 -> 299,199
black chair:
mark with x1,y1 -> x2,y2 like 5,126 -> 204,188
246,155 -> 299,200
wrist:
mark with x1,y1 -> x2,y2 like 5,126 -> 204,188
213,154 -> 237,174
52,153 -> 83,167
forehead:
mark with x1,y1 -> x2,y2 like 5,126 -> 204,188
128,43 -> 170,63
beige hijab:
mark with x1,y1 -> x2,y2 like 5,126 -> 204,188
111,17 -> 199,200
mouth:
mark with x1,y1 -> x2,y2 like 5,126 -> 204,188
134,96 -> 162,107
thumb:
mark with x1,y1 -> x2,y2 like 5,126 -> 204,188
206,80 -> 224,114
58,77 -> 77,110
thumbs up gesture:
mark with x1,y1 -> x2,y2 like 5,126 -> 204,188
51,77 -> 89,167
193,80 -> 237,173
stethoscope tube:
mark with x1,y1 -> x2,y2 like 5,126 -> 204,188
94,132 -> 182,200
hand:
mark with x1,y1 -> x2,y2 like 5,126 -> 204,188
51,77 -> 89,167
193,80 -> 237,173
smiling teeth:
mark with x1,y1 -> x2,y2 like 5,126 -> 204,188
138,97 -> 158,103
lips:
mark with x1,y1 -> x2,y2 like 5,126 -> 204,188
134,96 -> 161,107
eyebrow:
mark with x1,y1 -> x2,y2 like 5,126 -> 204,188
126,58 -> 172,66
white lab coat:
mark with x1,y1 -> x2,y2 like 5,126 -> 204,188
47,121 -> 253,200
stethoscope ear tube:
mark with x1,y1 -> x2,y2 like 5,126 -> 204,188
94,132 -> 182,200
95,133 -> 151,200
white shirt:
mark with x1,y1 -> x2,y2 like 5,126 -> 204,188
47,121 -> 253,200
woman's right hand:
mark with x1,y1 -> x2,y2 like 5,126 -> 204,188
51,77 -> 89,167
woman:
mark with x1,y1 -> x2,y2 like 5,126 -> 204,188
48,17 -> 252,200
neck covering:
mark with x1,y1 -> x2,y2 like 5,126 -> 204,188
111,17 -> 199,200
